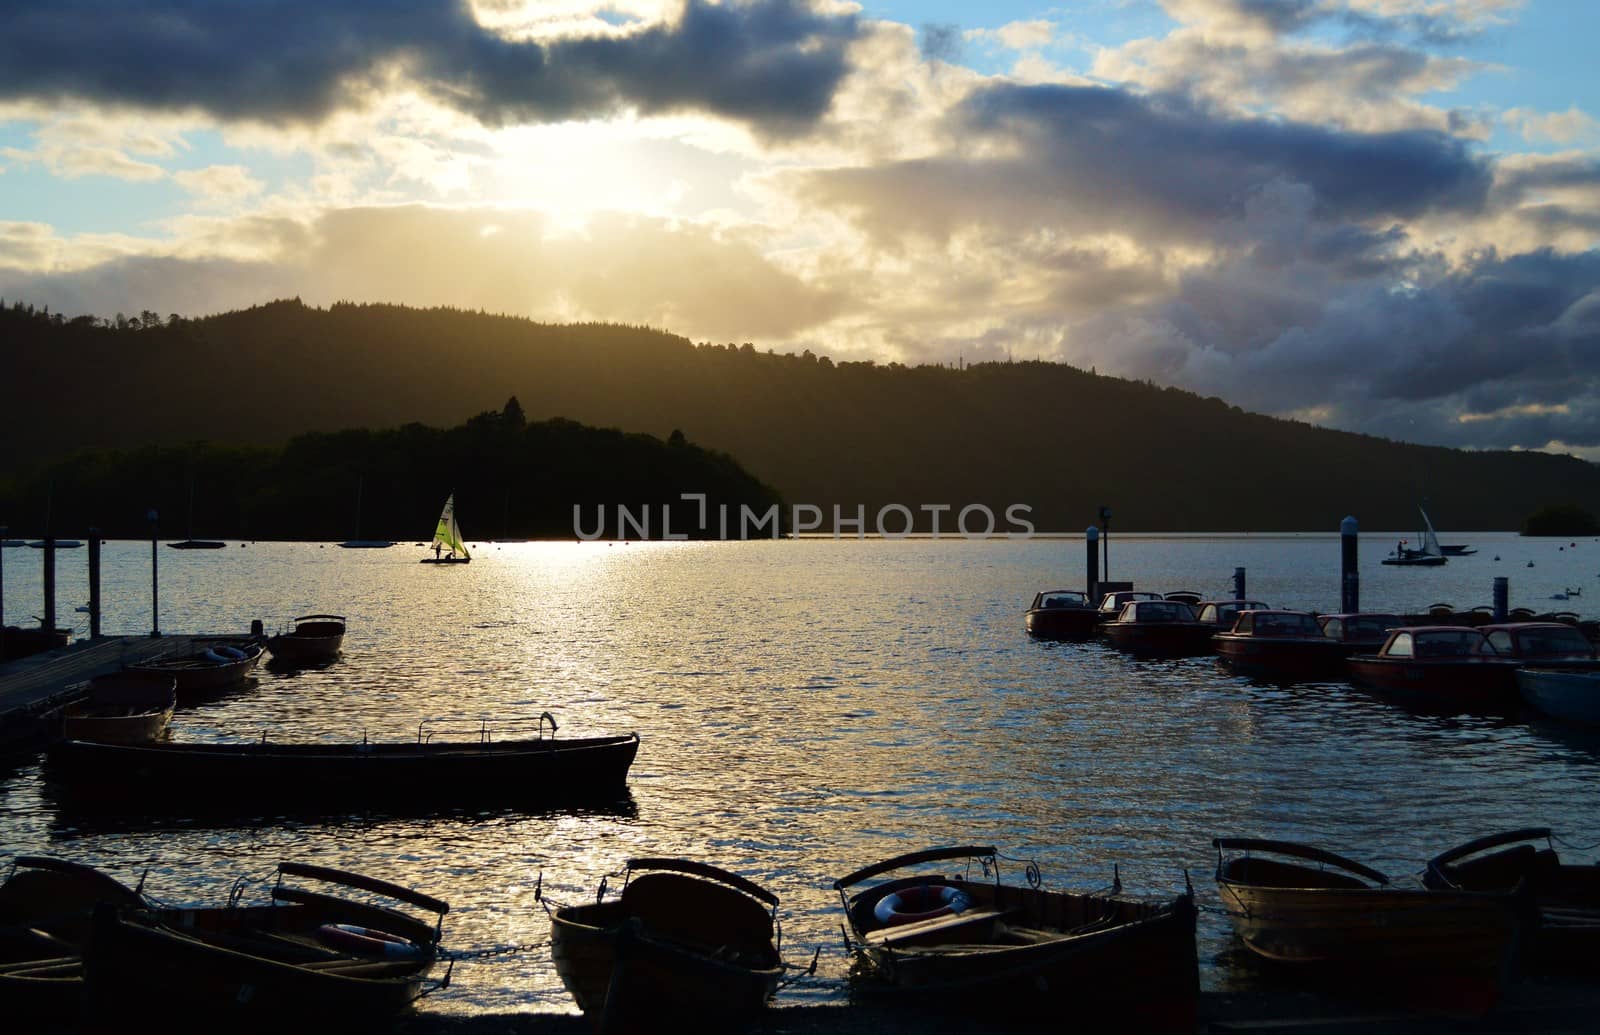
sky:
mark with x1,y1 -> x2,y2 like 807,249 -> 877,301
2,0 -> 1599,460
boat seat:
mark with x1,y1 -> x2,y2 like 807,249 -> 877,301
619,872 -> 774,959
863,908 -> 1003,949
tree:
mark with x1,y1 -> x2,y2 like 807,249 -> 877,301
502,396 -> 526,428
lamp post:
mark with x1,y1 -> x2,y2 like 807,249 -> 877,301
148,508 -> 161,637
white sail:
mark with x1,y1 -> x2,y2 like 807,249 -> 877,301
1417,505 -> 1443,558
430,493 -> 469,559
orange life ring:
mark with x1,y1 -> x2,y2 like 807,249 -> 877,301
316,923 -> 424,959
873,883 -> 970,926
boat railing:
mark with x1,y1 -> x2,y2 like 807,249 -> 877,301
416,711 -> 560,744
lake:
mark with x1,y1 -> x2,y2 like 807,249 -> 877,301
2,531 -> 1598,1016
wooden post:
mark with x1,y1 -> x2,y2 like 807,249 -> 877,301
1493,577 -> 1508,621
1340,516 -> 1359,613
1098,505 -> 1111,582
42,536 -> 56,639
0,524 -> 6,636
1233,567 -> 1246,600
1086,526 -> 1100,604
148,508 -> 161,637
87,529 -> 102,640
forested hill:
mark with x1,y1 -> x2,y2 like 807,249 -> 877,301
4,298 -> 1598,532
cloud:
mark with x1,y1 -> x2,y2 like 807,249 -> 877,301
0,203 -> 846,342
0,0 -> 862,138
1505,107 -> 1600,146
173,165 -> 266,203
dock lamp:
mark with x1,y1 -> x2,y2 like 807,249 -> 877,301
148,508 -> 160,637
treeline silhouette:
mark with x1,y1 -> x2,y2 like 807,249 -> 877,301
0,397 -> 780,541
4,297 -> 1599,532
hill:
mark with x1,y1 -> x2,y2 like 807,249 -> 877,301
0,399 -> 781,541
3,298 -> 1597,532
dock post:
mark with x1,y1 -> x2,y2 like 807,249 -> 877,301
1340,516 -> 1359,613
1493,577 -> 1508,621
42,536 -> 56,640
1098,505 -> 1111,582
0,524 -> 6,635
1086,526 -> 1100,603
148,508 -> 161,637
1233,567 -> 1246,600
87,529 -> 102,640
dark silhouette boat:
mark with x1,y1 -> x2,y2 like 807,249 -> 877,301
547,858 -> 784,1031
264,614 -> 347,666
1479,622 -> 1600,669
60,671 -> 176,745
124,638 -> 264,700
1212,610 -> 1348,680
43,713 -> 638,811
1024,589 -> 1099,639
1345,626 -> 1522,712
1516,668 -> 1600,726
833,845 -> 1198,1028
1424,827 -> 1600,971
1213,838 -> 1524,1010
1102,598 -> 1215,658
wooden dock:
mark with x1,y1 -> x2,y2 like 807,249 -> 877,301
0,634 -> 208,750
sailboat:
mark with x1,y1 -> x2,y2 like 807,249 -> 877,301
338,476 -> 394,548
1420,504 -> 1477,555
1382,506 -> 1448,566
420,492 -> 471,565
168,479 -> 225,549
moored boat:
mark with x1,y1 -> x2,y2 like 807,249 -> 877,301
1423,827 -> 1600,970
43,713 -> 639,812
123,638 -> 264,700
1344,626 -> 1521,713
1480,622 -> 1600,669
1213,838 -> 1525,1008
60,671 -> 176,744
1024,589 -> 1099,639
834,845 -> 1198,1028
546,857 -> 784,1030
1102,598 -> 1215,658
1194,598 -> 1272,632
264,614 -> 347,666
1212,610 -> 1348,681
1516,667 -> 1600,725
84,861 -> 450,1025
1316,612 -> 1404,657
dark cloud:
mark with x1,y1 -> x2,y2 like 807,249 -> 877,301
0,0 -> 861,136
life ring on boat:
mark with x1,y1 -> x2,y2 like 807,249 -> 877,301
203,645 -> 246,663
316,923 -> 424,959
873,883 -> 970,926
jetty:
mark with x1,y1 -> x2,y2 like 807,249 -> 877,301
0,634 -> 216,749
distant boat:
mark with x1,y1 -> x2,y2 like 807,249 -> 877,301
337,475 -> 393,548
1382,506 -> 1447,566
167,476 -> 226,549
1422,504 -> 1476,555
26,540 -> 83,549
420,492 -> 471,565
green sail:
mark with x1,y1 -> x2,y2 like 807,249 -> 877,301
430,493 -> 469,558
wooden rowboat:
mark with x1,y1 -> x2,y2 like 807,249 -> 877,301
547,858 -> 784,1031
1213,837 -> 1526,1007
44,713 -> 638,813
264,614 -> 347,666
124,638 -> 263,699
86,861 -> 449,1024
834,846 -> 1198,1028
60,671 -> 176,744
1424,827 -> 1600,970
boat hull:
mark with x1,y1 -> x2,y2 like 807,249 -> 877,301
1516,668 -> 1600,725
124,640 -> 264,699
844,879 -> 1198,1027
1214,636 -> 1348,681
43,733 -> 639,812
1103,623 -> 1216,658
264,617 -> 346,665
1216,878 -> 1523,974
1024,607 -> 1099,639
550,900 -> 781,1027
1344,657 -> 1521,712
